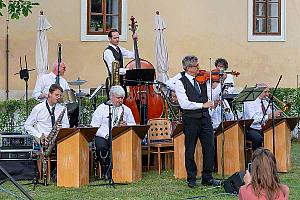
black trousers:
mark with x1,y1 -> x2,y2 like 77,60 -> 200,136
183,114 -> 214,183
95,136 -> 111,178
246,128 -> 263,151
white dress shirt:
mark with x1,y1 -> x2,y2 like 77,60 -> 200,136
209,99 -> 234,130
223,74 -> 235,94
175,73 -> 219,110
90,103 -> 136,139
103,44 -> 135,76
244,98 -> 271,130
32,72 -> 70,101
24,101 -> 70,138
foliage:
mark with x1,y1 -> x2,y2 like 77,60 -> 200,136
0,0 -> 39,19
0,98 -> 38,133
0,96 -> 107,133
0,142 -> 300,199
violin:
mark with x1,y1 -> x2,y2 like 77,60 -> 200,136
195,69 -> 240,84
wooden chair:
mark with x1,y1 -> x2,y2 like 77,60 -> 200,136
147,118 -> 174,174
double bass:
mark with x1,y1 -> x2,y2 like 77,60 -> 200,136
123,16 -> 164,124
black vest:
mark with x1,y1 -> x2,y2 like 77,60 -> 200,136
179,75 -> 209,118
103,46 -> 124,76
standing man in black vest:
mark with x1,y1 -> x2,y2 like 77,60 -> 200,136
103,29 -> 137,95
174,55 -> 222,188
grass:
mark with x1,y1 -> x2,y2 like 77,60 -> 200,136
0,142 -> 300,200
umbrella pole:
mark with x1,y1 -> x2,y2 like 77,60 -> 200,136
6,9 -> 9,100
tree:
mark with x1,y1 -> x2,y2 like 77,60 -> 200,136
0,0 -> 39,19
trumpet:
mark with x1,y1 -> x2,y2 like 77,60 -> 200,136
266,96 -> 291,118
271,95 -> 291,112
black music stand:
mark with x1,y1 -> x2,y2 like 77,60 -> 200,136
232,86 -> 265,168
0,165 -> 33,200
124,69 -> 155,125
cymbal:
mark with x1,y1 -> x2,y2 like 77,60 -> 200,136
68,79 -> 87,86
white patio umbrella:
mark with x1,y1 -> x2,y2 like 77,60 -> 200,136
154,11 -> 169,83
36,11 -> 52,78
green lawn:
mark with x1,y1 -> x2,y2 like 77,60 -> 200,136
1,142 -> 300,200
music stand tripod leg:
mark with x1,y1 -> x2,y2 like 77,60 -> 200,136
0,165 -> 34,200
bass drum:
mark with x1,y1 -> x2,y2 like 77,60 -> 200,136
61,89 -> 78,114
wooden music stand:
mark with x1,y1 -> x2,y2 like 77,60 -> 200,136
56,127 -> 97,188
171,123 -> 203,179
111,125 -> 149,183
215,119 -> 253,175
262,117 -> 299,172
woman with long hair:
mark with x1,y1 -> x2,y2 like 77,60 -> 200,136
239,148 -> 289,200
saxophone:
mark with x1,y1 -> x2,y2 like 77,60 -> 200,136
116,105 -> 125,126
43,107 -> 67,157
111,60 -> 120,86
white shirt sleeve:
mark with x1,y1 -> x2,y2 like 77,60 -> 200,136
174,79 -> 203,110
165,73 -> 182,91
124,106 -> 136,125
32,77 -> 45,100
24,107 -> 42,138
103,46 -> 135,76
91,105 -> 104,128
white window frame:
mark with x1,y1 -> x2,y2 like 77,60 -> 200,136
80,0 -> 128,41
248,0 -> 286,42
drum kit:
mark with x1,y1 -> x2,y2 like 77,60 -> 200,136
60,77 -> 89,126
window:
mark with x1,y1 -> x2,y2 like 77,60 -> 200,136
248,0 -> 285,41
253,0 -> 280,35
81,0 -> 128,41
87,0 -> 121,35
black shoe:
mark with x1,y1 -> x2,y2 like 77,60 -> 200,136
201,178 -> 222,187
187,181 -> 197,188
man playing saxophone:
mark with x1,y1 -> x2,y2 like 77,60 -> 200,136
91,85 -> 136,179
25,84 -> 70,143
24,84 -> 69,183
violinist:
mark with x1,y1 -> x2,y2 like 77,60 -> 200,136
174,55 -> 222,188
214,58 -> 235,94
243,83 -> 281,151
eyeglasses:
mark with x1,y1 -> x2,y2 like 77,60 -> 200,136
264,91 -> 270,93
190,64 -> 199,68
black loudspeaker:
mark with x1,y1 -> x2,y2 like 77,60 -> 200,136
0,160 -> 36,181
223,171 -> 245,194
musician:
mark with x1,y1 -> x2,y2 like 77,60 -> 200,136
209,81 -> 234,130
244,83 -> 281,151
25,84 -> 69,143
32,60 -> 79,127
91,85 -> 136,179
174,55 -> 222,188
214,58 -> 235,94
103,29 -> 137,79
32,61 -> 69,101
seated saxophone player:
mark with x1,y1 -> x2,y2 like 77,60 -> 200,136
90,85 -> 136,179
24,84 -> 69,181
25,84 -> 70,144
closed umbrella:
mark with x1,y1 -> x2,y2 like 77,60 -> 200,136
154,11 -> 169,83
36,11 -> 52,77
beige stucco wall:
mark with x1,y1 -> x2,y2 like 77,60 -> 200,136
1,0 -> 300,99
